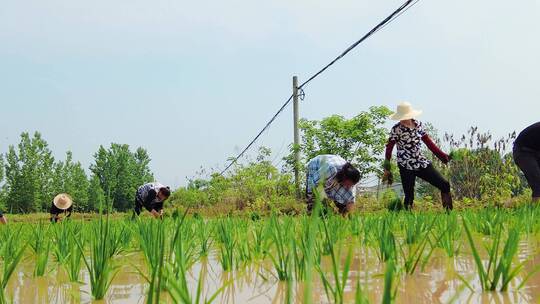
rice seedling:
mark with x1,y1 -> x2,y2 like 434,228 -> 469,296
302,194 -> 323,304
76,215 -> 124,300
163,262 -> 229,304
382,258 -> 397,304
462,219 -> 534,291
435,213 -> 462,257
196,218 -> 213,258
268,216 -> 293,281
402,213 -> 430,245
398,218 -> 441,275
0,226 -> 27,304
52,222 -> 72,265
66,228 -> 85,282
216,218 -> 236,272
374,218 -> 396,262
30,221 -> 51,277
134,218 -> 166,303
249,220 -> 269,260
234,221 -> 253,266
354,278 -> 369,304
316,213 -> 354,304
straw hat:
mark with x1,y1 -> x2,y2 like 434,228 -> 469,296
53,193 -> 73,210
390,102 -> 423,121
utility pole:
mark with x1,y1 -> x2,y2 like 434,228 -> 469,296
293,76 -> 301,199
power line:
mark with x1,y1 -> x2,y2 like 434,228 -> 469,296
220,94 -> 293,175
220,0 -> 418,175
298,0 -> 415,90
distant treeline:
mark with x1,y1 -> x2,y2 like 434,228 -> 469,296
0,132 -> 154,213
1,109 -> 528,214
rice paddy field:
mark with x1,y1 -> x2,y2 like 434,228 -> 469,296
3,204 -> 540,304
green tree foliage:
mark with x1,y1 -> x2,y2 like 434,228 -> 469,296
0,133 -> 153,214
0,155 -> 5,210
52,151 -> 90,211
418,127 -> 525,203
87,175 -> 106,212
3,132 -> 55,213
90,144 -> 154,211
287,106 -> 392,179
170,147 -> 295,211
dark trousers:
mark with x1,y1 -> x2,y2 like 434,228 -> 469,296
399,164 -> 451,208
513,145 -> 540,198
134,196 -> 146,216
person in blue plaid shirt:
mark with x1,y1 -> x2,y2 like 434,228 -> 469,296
306,154 -> 361,215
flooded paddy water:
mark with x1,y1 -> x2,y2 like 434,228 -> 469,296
3,208 -> 540,303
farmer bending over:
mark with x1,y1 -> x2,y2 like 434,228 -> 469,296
0,210 -> 6,224
513,122 -> 540,203
384,102 -> 453,210
50,193 -> 73,222
134,182 -> 171,218
306,154 -> 361,215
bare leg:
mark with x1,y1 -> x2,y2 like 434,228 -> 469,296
0,216 -> 7,225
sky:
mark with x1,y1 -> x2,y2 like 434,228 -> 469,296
0,0 -> 539,188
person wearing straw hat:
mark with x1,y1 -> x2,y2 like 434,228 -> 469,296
305,154 -> 361,215
50,193 -> 74,222
383,102 -> 453,210
134,182 -> 171,219
513,122 -> 540,203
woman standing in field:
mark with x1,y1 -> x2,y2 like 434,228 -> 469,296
133,182 -> 171,219
383,102 -> 453,210
513,122 -> 540,203
306,154 -> 361,215
50,193 -> 73,222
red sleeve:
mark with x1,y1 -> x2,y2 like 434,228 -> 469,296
385,140 -> 396,161
422,135 -> 449,163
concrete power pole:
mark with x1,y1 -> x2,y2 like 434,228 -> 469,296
293,76 -> 301,198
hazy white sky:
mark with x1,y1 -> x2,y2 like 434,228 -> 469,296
1,0 -> 539,187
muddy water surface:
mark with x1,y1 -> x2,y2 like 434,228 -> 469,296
6,236 -> 540,304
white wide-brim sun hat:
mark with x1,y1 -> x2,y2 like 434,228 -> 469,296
53,193 -> 73,210
390,102 -> 423,121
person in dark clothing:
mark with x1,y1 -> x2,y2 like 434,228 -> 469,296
384,102 -> 453,210
50,193 -> 73,222
134,182 -> 171,218
0,210 -> 6,224
513,122 -> 540,203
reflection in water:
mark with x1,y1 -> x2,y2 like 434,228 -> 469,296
4,238 -> 540,303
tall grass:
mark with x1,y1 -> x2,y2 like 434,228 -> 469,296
216,219 -> 236,272
382,258 -> 396,304
0,226 -> 27,304
76,215 -> 125,300
30,222 -> 51,277
66,227 -> 84,282
268,216 -> 293,281
462,219 -> 531,291
316,213 -> 354,304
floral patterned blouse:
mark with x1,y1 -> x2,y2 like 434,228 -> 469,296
389,120 -> 431,170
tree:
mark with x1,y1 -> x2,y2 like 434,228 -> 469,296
52,151 -> 90,211
0,155 -> 5,210
87,174 -> 106,212
286,106 -> 392,179
3,132 -> 55,213
90,144 -> 154,211
133,147 -> 154,187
